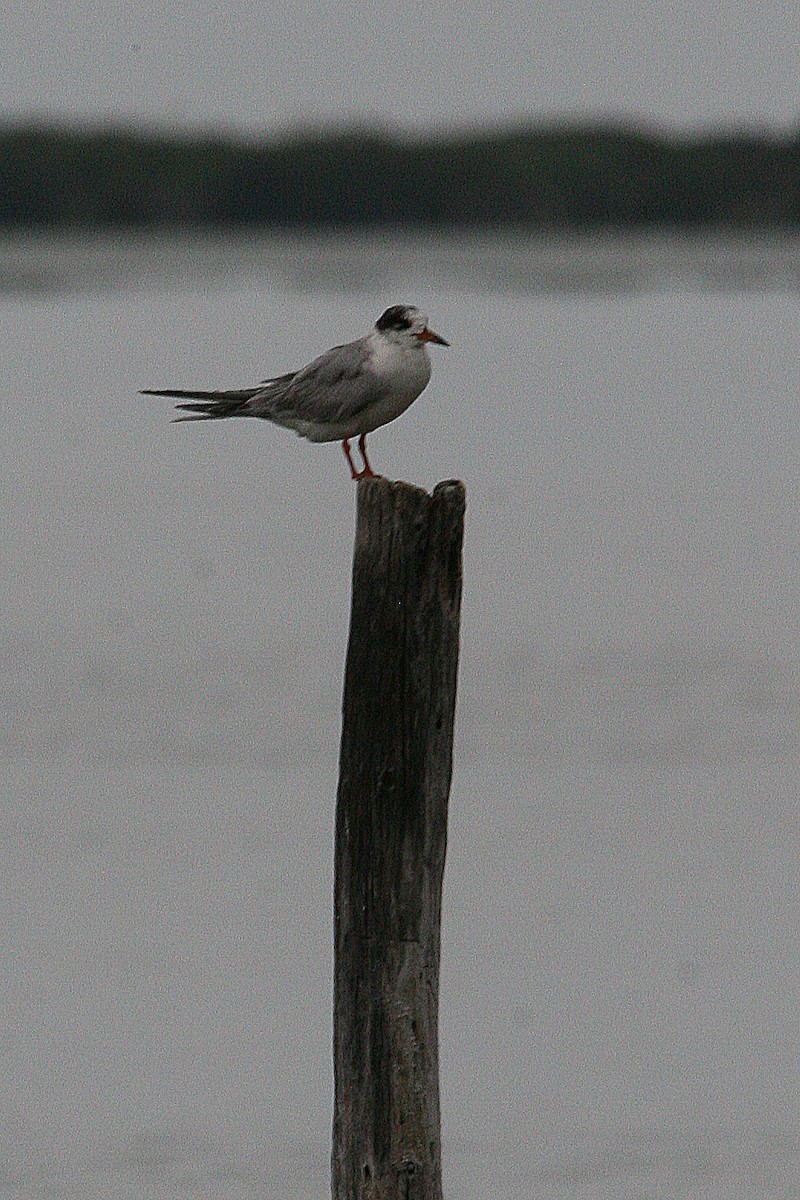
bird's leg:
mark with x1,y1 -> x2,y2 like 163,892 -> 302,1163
357,434 -> 378,479
342,436 -> 378,481
342,438 -> 360,479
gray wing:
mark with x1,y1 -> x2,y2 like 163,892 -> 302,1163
249,337 -> 384,430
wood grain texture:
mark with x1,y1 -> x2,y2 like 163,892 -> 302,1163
332,478 -> 466,1200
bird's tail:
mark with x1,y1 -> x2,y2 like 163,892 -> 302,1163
141,386 -> 264,422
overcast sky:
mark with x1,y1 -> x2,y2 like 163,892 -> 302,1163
4,0 -> 798,135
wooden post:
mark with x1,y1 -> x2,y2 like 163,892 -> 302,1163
332,478 -> 466,1200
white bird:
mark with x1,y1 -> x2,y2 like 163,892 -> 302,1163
142,304 -> 449,480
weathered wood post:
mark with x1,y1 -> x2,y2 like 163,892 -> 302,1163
332,477 -> 466,1200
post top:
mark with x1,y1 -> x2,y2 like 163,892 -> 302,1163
356,477 -> 465,502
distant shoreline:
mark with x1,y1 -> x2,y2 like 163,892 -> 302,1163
3,227 -> 798,300
2,120 -> 798,230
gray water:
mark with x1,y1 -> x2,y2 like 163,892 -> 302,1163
3,231 -> 800,1199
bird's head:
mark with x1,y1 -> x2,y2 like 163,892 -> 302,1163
375,305 -> 449,347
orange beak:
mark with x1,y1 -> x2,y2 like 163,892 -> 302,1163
416,327 -> 449,346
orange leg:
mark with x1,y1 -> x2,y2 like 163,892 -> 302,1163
357,434 -> 378,479
342,436 -> 378,481
342,438 -> 359,478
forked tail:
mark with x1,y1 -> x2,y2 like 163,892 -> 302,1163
141,386 -> 263,422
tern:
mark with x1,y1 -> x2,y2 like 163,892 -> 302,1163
142,304 -> 449,480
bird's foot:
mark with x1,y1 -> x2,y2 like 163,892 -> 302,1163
343,437 -> 381,481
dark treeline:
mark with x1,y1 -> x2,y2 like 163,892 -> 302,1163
1,121 -> 799,229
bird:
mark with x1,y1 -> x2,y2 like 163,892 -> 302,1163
142,304 -> 449,480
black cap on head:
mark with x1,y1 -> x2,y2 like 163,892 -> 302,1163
376,305 -> 415,333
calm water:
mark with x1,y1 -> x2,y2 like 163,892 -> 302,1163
2,231 -> 800,1199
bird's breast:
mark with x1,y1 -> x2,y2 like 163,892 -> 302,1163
358,350 -> 432,434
